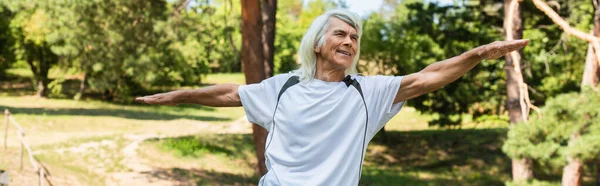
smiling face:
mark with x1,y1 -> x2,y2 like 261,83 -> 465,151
315,17 -> 359,71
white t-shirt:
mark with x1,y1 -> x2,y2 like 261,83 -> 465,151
238,73 -> 405,186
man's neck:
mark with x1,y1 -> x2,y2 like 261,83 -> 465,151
315,58 -> 346,82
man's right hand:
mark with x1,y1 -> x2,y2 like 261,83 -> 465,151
135,92 -> 180,106
135,84 -> 241,107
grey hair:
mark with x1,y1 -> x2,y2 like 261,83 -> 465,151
293,9 -> 363,82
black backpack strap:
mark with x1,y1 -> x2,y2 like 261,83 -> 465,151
342,75 -> 369,181
342,75 -> 364,98
277,75 -> 300,102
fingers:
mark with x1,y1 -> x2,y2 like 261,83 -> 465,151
500,39 -> 530,52
135,96 -> 154,104
135,94 -> 176,106
135,97 -> 148,103
479,39 -> 530,60
136,94 -> 162,104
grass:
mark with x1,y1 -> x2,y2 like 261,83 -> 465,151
138,134 -> 260,185
31,135 -> 129,186
202,73 -> 246,85
0,96 -> 245,148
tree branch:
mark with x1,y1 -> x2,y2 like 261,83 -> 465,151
532,0 -> 600,67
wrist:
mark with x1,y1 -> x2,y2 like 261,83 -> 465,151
172,90 -> 187,104
467,46 -> 485,61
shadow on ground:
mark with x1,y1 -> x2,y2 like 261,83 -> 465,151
361,129 -> 511,186
0,105 -> 230,121
143,168 -> 259,186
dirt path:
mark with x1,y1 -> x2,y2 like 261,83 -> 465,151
106,134 -> 181,186
106,116 -> 252,186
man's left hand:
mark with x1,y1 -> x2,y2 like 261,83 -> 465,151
477,39 -> 530,60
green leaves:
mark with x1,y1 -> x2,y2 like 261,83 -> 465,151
361,1 -> 503,126
503,89 -> 600,168
2,0 -> 243,100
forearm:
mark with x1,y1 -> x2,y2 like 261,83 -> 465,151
420,47 -> 483,90
173,84 -> 241,107
395,40 -> 528,103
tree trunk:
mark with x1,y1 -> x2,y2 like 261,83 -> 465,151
562,134 -> 583,186
596,160 -> 600,186
504,0 -> 534,181
28,46 -> 51,98
76,72 -> 87,100
582,0 -> 600,88
582,45 -> 599,87
241,0 -> 268,176
262,0 -> 277,77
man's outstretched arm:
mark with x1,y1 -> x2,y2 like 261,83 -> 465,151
135,84 -> 242,107
394,39 -> 530,103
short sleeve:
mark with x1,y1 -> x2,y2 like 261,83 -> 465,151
361,75 -> 405,140
238,74 -> 290,130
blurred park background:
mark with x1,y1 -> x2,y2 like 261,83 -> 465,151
0,0 -> 599,185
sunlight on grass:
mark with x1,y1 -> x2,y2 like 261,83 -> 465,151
6,68 -> 32,78
139,134 -> 259,185
386,106 -> 509,131
202,73 -> 246,85
6,67 -> 68,79
386,107 -> 434,131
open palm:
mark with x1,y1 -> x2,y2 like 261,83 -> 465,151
477,39 -> 530,60
135,92 -> 178,106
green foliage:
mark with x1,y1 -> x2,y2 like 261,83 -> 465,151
1,0 -> 245,100
273,0 -> 303,74
0,5 -> 15,78
3,0 -> 59,96
360,0 -> 592,126
503,88 -> 600,169
521,0 -> 589,103
361,1 -> 503,126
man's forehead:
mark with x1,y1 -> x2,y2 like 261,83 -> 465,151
327,17 -> 357,34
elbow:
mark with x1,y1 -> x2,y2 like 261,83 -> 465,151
224,84 -> 242,107
414,77 -> 439,99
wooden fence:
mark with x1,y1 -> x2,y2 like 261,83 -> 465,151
3,109 -> 52,186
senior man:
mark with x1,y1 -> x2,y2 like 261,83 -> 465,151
136,9 -> 529,186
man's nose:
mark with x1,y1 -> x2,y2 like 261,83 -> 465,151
342,36 -> 352,47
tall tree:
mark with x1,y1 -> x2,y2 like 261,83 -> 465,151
262,0 -> 277,78
241,0 -> 268,176
582,0 -> 600,88
566,0 -> 600,185
253,0 -> 278,176
7,2 -> 59,97
504,0 -> 533,181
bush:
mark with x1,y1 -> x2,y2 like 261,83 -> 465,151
503,88 -> 600,181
